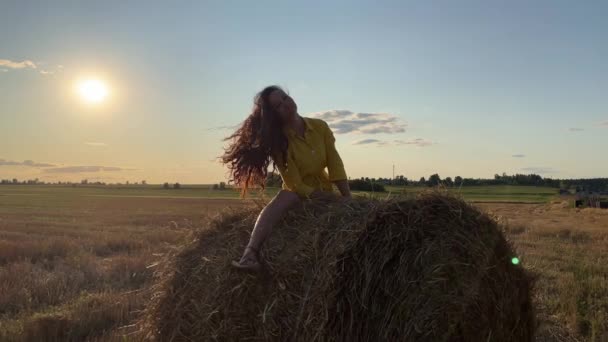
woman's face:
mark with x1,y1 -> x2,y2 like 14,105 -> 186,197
267,89 -> 297,123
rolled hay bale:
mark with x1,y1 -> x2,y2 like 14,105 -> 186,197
141,192 -> 535,342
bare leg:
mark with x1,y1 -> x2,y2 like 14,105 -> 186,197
233,190 -> 301,269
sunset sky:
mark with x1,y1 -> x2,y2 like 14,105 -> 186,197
1,0 -> 607,184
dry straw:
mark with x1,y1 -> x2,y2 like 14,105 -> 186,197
141,191 -> 535,341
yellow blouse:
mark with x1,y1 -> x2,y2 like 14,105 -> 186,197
272,117 -> 347,198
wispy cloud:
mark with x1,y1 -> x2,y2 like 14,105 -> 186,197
206,124 -> 240,131
0,59 -> 62,75
85,142 -> 108,147
598,120 -> 608,127
0,159 -> 55,167
352,138 -> 434,147
512,154 -> 526,158
1,157 -> 134,174
43,165 -> 131,173
568,127 -> 584,132
310,110 -> 407,134
394,138 -> 434,147
521,167 -> 557,174
0,59 -> 37,69
352,139 -> 382,145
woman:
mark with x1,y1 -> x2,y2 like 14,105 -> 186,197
222,85 -> 351,271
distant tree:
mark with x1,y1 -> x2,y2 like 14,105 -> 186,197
428,174 -> 442,187
219,182 -> 226,190
212,184 -> 219,190
444,177 -> 454,187
126,181 -> 130,185
163,182 -> 170,189
173,182 -> 181,189
454,176 -> 463,186
141,180 -> 147,185
348,179 -> 386,192
394,175 -> 408,186
12,178 -> 18,184
419,177 -> 426,185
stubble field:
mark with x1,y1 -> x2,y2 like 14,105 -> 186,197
0,185 -> 605,341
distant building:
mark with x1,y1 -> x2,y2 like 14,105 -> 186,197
575,190 -> 606,208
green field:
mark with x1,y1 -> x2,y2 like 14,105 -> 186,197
0,184 -> 560,204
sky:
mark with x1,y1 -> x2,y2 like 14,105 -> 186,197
1,0 -> 607,184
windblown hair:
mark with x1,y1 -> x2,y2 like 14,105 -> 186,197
222,86 -> 289,196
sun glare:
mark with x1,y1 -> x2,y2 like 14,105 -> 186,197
77,79 -> 109,104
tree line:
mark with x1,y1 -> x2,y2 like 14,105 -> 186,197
268,172 -> 608,193
3,174 -> 608,193
0,178 -> 147,186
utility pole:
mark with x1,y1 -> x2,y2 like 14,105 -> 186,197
392,163 -> 395,184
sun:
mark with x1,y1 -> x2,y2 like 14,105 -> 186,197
77,79 -> 109,104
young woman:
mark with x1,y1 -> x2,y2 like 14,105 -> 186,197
222,85 -> 351,271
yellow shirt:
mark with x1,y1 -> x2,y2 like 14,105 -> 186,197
273,117 -> 347,198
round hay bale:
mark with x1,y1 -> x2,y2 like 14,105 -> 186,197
141,192 -> 535,341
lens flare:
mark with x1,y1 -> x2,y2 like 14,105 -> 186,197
511,257 -> 520,265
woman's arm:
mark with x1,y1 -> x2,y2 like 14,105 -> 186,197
334,179 -> 352,198
322,121 -> 350,198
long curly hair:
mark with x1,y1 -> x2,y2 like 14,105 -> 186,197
221,85 -> 289,196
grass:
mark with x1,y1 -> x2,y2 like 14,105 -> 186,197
383,185 -> 558,203
481,203 -> 608,341
0,183 -> 559,203
0,185 -> 243,341
0,185 -> 605,341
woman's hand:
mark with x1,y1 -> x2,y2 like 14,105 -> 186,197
337,194 -> 352,203
310,190 -> 352,204
309,190 -> 337,201
333,180 -> 352,198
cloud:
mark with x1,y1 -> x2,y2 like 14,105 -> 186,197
0,59 -> 37,69
352,139 -> 382,145
43,165 -> 129,173
85,142 -> 108,147
1,157 -> 134,174
521,167 -> 557,174
598,120 -> 608,127
0,158 -> 55,167
0,59 -> 63,75
568,127 -> 584,132
206,124 -> 240,131
310,110 -> 406,134
512,154 -> 526,158
394,138 -> 434,147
